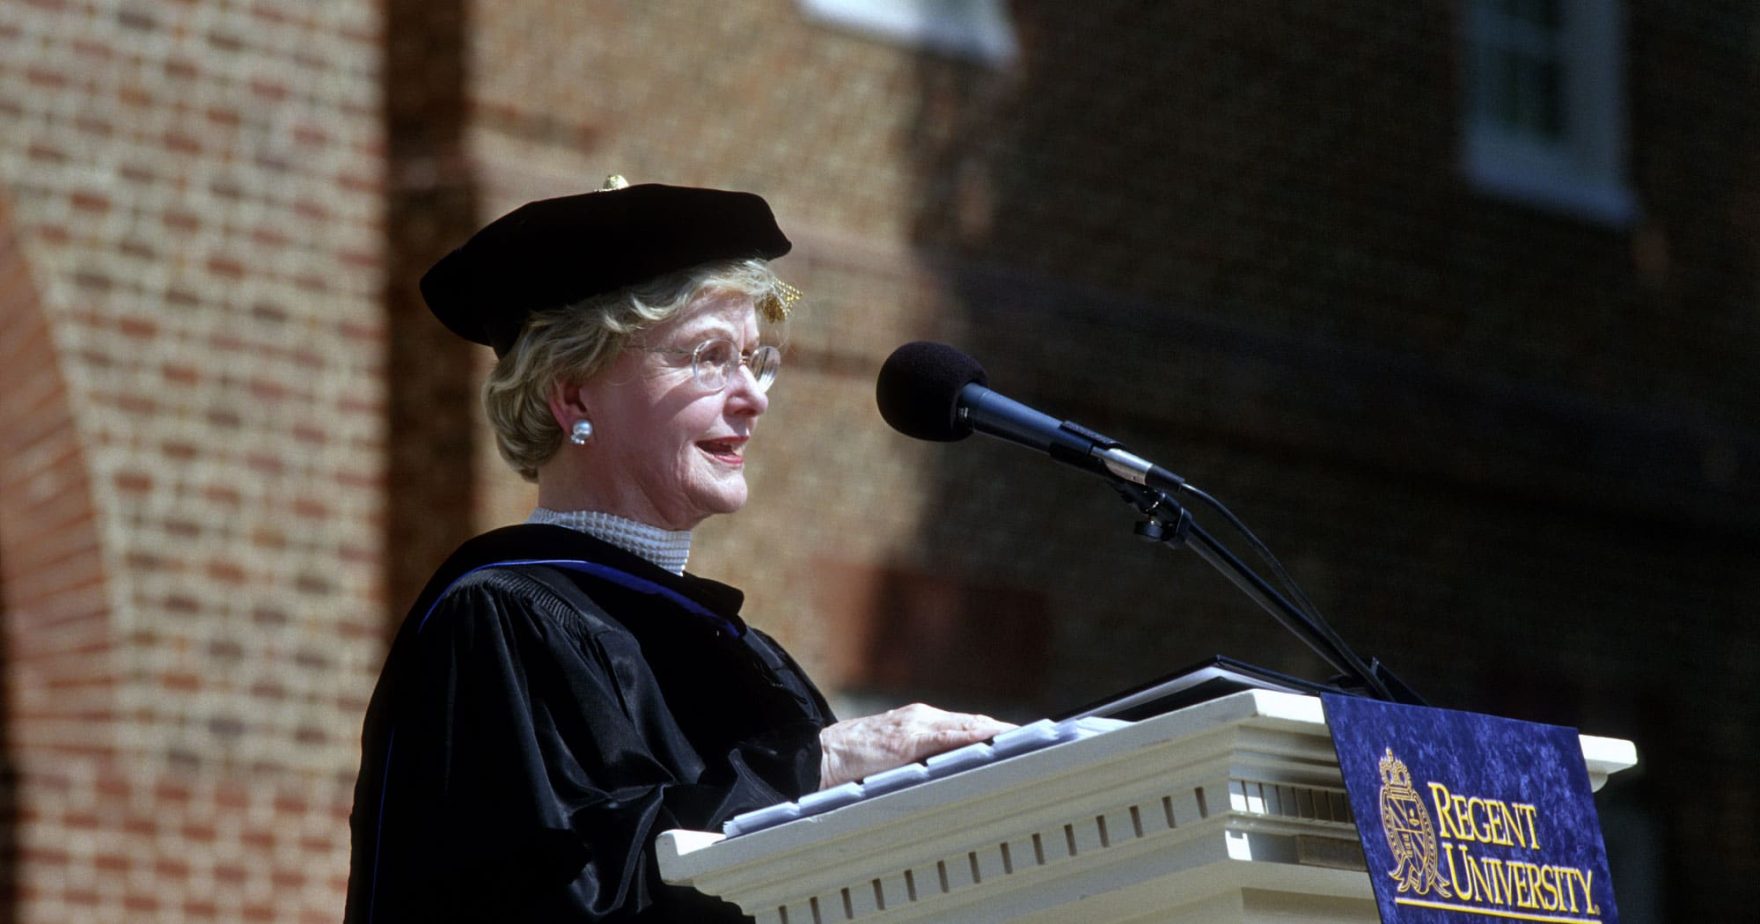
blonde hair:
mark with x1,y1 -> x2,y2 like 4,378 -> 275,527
483,258 -> 789,480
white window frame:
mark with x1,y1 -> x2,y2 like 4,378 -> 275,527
1461,0 -> 1637,225
799,0 -> 1018,66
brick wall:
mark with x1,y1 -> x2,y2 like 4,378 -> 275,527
461,2 -> 1757,919
0,0 -> 1753,920
0,1 -> 383,920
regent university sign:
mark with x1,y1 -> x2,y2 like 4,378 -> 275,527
1324,694 -> 1621,924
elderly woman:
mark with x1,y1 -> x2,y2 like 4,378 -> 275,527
346,181 -> 1009,922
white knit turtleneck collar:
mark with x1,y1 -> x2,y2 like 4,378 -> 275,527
527,508 -> 692,575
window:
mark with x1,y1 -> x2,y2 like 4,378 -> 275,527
799,0 -> 1018,66
1461,0 -> 1636,224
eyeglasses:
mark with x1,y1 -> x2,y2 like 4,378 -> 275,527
642,339 -> 782,393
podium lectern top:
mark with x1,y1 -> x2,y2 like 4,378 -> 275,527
659,691 -> 1636,923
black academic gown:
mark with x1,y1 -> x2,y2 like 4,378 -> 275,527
345,525 -> 835,923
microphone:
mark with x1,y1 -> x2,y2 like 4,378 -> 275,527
876,342 -> 1419,705
876,342 -> 1186,494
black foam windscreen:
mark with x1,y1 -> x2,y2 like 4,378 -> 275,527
875,342 -> 989,442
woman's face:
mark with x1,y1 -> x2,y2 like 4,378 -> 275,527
572,291 -> 771,530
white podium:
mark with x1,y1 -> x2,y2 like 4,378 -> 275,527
658,691 -> 1637,923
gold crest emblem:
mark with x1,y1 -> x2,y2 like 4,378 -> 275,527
1378,747 -> 1452,898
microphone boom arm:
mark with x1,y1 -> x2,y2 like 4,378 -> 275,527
1113,482 -> 1421,704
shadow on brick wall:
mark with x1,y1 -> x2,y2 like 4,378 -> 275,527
0,561 -> 12,923
383,0 -> 482,623
878,5 -> 1758,920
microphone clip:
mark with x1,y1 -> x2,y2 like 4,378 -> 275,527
1112,483 -> 1193,547
1134,508 -> 1192,546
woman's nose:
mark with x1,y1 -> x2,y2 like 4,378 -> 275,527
726,364 -> 769,415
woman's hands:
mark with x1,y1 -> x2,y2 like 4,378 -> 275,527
818,704 -> 1015,789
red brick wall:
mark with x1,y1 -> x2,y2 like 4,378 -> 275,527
459,3 -> 1756,918
0,1 -> 383,919
0,191 -> 117,918
0,1 -> 1752,920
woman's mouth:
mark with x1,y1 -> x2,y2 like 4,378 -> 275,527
697,437 -> 747,465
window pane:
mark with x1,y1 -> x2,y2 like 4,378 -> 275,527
1516,0 -> 1562,31
1460,0 -> 1636,224
1467,0 -> 1564,139
1519,56 -> 1564,138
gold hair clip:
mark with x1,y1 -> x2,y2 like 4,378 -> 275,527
600,174 -> 630,191
758,280 -> 803,322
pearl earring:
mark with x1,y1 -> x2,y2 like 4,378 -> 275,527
569,419 -> 594,445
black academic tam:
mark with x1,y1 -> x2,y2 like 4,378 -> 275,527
345,525 -> 834,923
421,183 -> 793,357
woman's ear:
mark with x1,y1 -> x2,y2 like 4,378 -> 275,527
546,378 -> 591,433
